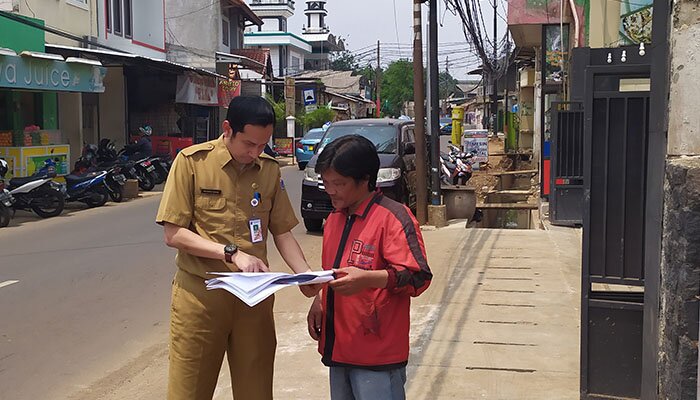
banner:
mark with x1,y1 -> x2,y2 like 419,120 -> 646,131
543,24 -> 569,85
218,79 -> 241,108
463,129 -> 489,170
176,73 -> 219,106
274,138 -> 293,156
619,0 -> 653,45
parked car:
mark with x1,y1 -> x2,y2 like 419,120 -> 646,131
301,119 -> 417,232
295,128 -> 325,170
439,117 -> 453,135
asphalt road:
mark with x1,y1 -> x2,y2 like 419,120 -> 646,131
0,164 -> 310,400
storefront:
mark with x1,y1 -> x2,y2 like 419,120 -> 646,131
0,49 -> 106,178
46,44 -> 225,159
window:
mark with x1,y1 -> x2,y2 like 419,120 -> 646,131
106,0 -> 111,32
222,15 -> 230,47
113,0 -> 122,36
66,0 -> 89,10
123,0 -> 132,38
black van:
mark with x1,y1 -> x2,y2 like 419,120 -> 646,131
300,119 -> 417,232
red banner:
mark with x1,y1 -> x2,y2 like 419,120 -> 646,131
218,79 -> 241,108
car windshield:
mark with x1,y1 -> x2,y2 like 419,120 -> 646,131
317,125 -> 398,154
303,129 -> 325,141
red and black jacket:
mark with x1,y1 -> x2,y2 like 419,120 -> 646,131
318,191 -> 432,370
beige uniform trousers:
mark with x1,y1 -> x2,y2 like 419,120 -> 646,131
168,269 -> 276,400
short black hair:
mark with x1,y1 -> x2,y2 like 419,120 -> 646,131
315,135 -> 380,191
226,96 -> 276,135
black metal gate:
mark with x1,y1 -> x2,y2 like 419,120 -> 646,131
550,102 -> 584,226
581,47 -> 651,399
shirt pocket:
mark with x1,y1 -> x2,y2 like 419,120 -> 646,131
195,195 -> 226,210
194,195 -> 227,230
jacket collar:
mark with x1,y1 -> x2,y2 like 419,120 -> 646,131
213,135 -> 262,170
338,189 -> 383,219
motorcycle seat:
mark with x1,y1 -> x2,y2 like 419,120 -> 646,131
65,173 -> 103,186
9,176 -> 43,187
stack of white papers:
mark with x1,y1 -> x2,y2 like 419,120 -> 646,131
206,270 -> 335,307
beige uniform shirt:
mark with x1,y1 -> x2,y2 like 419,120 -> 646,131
156,136 -> 298,279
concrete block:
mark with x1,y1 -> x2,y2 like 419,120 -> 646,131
442,186 -> 476,220
122,179 -> 139,199
427,205 -> 447,228
659,156 -> 700,398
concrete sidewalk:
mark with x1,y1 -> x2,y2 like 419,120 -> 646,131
406,225 -> 581,399
70,223 -> 581,399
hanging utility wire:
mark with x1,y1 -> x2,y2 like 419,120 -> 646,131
443,0 -> 512,78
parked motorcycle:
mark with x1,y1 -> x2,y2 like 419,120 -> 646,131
60,170 -> 111,208
73,145 -> 126,203
78,141 -> 157,191
147,155 -> 171,185
4,158 -> 65,218
0,158 -> 14,227
440,146 -> 474,186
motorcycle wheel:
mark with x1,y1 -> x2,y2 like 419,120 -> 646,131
137,170 -> 156,191
153,168 -> 166,185
108,184 -> 123,203
31,188 -> 65,218
85,186 -> 109,208
0,206 -> 10,227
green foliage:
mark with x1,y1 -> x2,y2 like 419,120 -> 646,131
298,107 -> 335,130
329,51 -> 359,71
265,94 -> 287,129
381,60 -> 414,117
439,71 -> 458,99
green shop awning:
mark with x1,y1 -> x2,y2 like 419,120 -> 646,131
0,48 -> 106,93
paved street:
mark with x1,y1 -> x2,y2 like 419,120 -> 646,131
0,162 -> 582,400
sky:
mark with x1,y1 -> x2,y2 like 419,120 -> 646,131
287,0 -> 509,80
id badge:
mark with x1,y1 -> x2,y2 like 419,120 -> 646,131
249,218 -> 263,243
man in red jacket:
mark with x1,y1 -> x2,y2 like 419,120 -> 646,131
307,135 -> 432,399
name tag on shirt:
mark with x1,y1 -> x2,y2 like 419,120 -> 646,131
249,218 -> 263,243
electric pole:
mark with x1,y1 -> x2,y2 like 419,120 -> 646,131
491,0 -> 498,133
428,0 -> 441,206
376,40 -> 381,117
413,0 -> 428,224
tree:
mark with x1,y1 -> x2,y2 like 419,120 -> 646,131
439,71 -> 458,99
329,51 -> 358,71
265,95 -> 287,131
381,60 -> 414,117
298,107 -> 335,130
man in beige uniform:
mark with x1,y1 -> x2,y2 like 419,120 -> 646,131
156,96 -> 319,400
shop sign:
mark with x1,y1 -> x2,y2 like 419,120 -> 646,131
0,54 -> 106,93
463,129 -> 489,170
218,79 -> 241,108
274,138 -> 293,156
176,73 -> 219,106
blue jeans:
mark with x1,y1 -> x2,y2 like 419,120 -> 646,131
329,366 -> 407,400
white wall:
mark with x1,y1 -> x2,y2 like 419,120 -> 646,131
667,3 -> 700,155
96,0 -> 165,59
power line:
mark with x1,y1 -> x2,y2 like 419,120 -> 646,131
165,1 -> 218,20
392,0 -> 403,59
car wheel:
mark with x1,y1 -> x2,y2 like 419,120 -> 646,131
298,162 -> 307,171
303,218 -> 323,232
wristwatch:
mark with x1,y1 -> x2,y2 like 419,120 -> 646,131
224,243 -> 238,263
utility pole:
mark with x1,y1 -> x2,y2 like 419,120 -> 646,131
413,0 -> 428,224
376,40 -> 381,117
428,0 -> 441,206
491,0 -> 498,133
